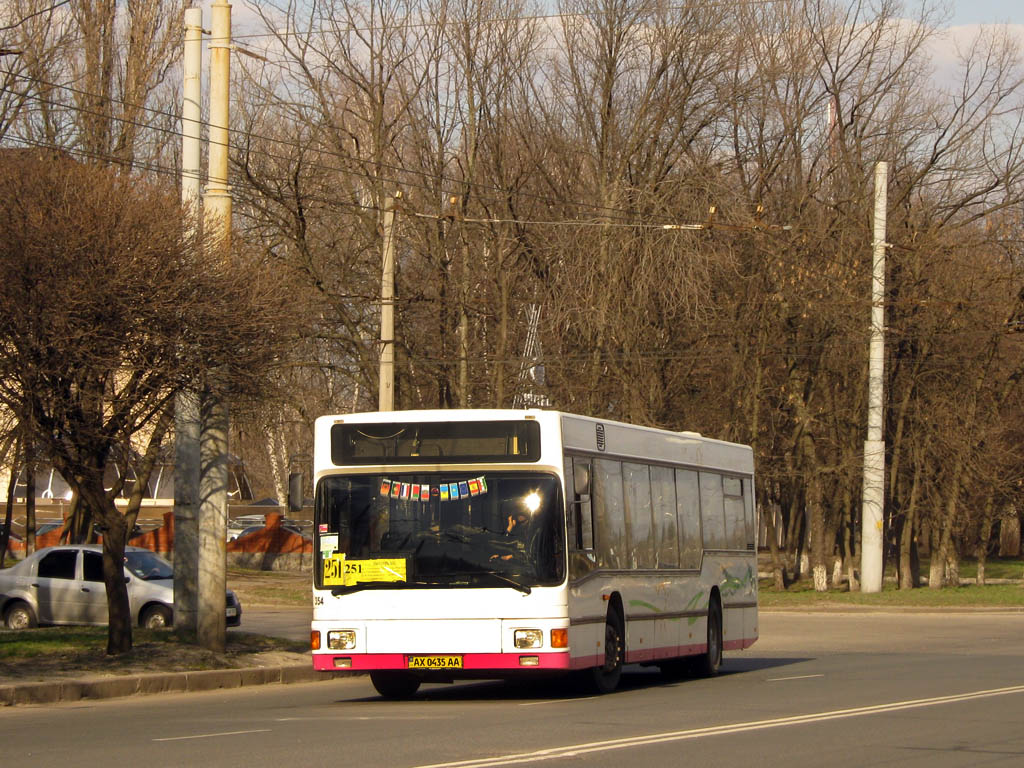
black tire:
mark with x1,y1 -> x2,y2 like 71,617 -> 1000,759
370,671 -> 421,700
141,604 -> 172,629
693,596 -> 722,677
590,609 -> 624,694
4,601 -> 37,630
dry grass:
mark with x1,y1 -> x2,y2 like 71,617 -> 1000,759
0,568 -> 312,685
0,628 -> 309,684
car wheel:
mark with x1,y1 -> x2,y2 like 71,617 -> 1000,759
5,601 -> 37,630
141,605 -> 172,629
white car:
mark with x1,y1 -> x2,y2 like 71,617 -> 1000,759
0,545 -> 242,630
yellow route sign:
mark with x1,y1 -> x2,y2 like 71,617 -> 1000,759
323,553 -> 407,586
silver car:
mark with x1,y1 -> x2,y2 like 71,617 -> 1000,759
0,545 -> 242,630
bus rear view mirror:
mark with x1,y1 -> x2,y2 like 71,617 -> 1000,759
573,464 -> 590,497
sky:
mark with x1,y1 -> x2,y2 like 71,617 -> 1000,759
948,0 -> 1022,26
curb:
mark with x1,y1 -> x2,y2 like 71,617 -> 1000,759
0,664 -> 347,707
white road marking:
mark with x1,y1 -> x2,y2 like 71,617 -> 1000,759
412,684 -> 1024,768
519,696 -> 600,707
767,674 -> 825,682
275,716 -> 455,722
153,729 -> 271,742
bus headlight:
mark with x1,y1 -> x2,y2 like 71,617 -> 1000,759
514,629 -> 543,649
327,630 -> 357,650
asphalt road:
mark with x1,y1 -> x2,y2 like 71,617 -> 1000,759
232,607 -> 312,643
5,611 -> 1024,768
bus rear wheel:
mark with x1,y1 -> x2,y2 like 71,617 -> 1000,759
590,611 -> 624,694
370,671 -> 421,700
692,596 -> 722,677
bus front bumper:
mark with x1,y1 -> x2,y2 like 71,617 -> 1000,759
313,651 -> 571,672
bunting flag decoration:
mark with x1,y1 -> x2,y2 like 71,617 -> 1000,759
376,476 -> 491,504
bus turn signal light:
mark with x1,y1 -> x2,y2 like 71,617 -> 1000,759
311,630 -> 321,651
550,628 -> 568,648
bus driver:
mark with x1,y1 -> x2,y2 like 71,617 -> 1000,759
491,510 -> 530,561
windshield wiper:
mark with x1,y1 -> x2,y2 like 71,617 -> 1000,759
329,580 -> 438,596
480,571 -> 532,594
328,574 -> 532,596
442,569 -> 533,594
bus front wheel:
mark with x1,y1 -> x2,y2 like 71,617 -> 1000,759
370,671 -> 421,699
590,610 -> 624,694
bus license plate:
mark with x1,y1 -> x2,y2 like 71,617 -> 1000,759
407,655 -> 463,669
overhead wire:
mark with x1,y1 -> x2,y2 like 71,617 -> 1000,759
221,0 -> 790,44
2,4 -> 1020,412
0,15 -> 1018,308
0,0 -> 70,33
2,67 -> 736,229
7,128 -> 1010,369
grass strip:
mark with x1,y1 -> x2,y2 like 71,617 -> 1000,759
760,581 -> 1024,609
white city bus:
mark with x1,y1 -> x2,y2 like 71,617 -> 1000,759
310,409 -> 757,698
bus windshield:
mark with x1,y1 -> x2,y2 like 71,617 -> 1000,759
314,472 -> 565,592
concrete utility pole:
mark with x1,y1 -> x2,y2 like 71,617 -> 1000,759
198,394 -> 228,649
861,161 -> 888,593
181,7 -> 202,219
205,0 -> 232,246
173,5 -> 204,637
198,0 -> 232,651
378,192 -> 399,411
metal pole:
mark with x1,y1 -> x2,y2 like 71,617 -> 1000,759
861,161 -> 888,593
173,6 -> 203,637
378,192 -> 398,411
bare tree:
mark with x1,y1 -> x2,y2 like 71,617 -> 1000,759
0,0 -> 70,142
0,151 -> 293,653
221,0 -> 1024,594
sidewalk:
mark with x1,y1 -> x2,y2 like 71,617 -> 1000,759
0,662 -> 346,707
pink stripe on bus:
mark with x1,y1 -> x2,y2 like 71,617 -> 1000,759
313,652 -> 570,672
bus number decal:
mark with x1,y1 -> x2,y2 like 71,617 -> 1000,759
323,554 -> 347,586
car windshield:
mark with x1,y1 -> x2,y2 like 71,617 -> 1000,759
314,472 -> 565,592
124,550 -> 173,580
